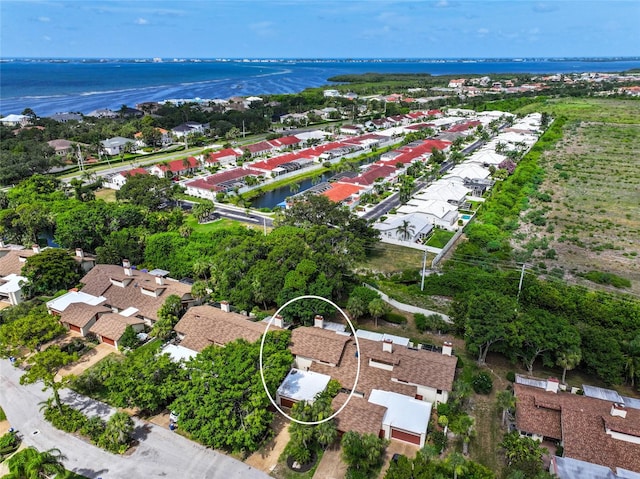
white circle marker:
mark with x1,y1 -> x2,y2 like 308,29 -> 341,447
259,295 -> 361,425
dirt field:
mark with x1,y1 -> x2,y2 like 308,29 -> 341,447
512,99 -> 640,295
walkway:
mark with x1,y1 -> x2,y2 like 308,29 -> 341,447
363,284 -> 451,323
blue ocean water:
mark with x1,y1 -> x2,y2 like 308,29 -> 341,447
1,58 -> 639,117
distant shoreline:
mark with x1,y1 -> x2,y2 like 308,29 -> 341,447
2,58 -> 640,117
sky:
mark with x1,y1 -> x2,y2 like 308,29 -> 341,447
1,0 -> 639,59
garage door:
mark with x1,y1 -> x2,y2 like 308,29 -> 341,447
280,397 -> 295,409
69,324 -> 81,333
102,336 -> 115,346
391,428 -> 421,445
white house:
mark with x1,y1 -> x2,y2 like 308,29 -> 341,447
413,181 -> 471,206
397,199 -> 459,229
101,137 -> 133,156
369,389 -> 432,448
374,213 -> 434,243
0,274 -> 27,306
0,114 -> 30,127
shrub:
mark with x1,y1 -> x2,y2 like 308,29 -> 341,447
414,313 -> 452,334
472,372 -> 493,394
580,271 -> 631,288
506,371 -> 516,383
430,430 -> 448,453
44,404 -> 88,433
383,312 -> 407,324
436,402 -> 450,417
80,415 -> 106,443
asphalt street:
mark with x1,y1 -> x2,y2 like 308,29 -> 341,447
0,359 -> 270,479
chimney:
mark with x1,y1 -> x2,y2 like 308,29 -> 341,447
382,339 -> 393,353
220,301 -> 230,313
155,275 -> 164,286
122,259 -> 132,276
32,244 -> 41,254
442,341 -> 453,357
314,315 -> 324,329
611,403 -> 627,419
545,377 -> 559,394
75,248 -> 84,258
273,314 -> 284,329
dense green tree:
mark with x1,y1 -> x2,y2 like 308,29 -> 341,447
500,431 -> 547,477
460,291 -> 518,364
0,305 -> 65,357
20,346 -> 77,411
116,174 -> 179,211
170,332 -> 292,453
21,248 -> 82,296
54,201 -> 112,251
509,310 -> 579,374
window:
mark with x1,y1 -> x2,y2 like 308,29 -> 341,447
437,389 -> 443,395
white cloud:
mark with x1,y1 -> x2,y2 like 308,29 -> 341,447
43,35 -> 51,41
135,18 -> 149,25
38,16 -> 51,22
435,0 -> 449,8
477,28 -> 489,35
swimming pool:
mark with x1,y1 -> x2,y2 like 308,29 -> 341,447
461,214 -> 472,220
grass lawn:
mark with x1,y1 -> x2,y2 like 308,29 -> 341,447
516,97 -> 640,124
425,229 -> 455,249
358,243 -> 432,275
185,215 -> 245,234
94,188 -> 117,202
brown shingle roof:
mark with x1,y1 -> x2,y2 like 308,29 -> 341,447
60,303 -> 111,328
331,393 -> 387,436
0,250 -> 34,277
514,383 -> 640,472
290,327 -> 350,366
174,305 -> 279,352
80,265 -> 192,322
89,313 -> 144,341
292,327 -> 457,396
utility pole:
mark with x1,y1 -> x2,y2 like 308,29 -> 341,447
420,248 -> 428,292
516,263 -> 527,302
263,217 -> 267,236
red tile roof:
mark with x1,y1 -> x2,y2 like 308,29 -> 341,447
251,152 -> 309,171
447,120 -> 481,133
243,141 -> 273,154
341,164 -> 397,186
158,156 -> 199,172
322,183 -> 364,203
124,168 -> 148,177
269,135 -> 301,147
207,148 -> 241,162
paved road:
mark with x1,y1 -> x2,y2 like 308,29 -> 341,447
0,360 -> 269,479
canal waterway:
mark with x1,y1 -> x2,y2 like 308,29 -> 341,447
250,154 -> 382,209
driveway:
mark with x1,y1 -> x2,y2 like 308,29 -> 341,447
377,441 -> 419,478
0,359 -> 269,479
312,445 -> 347,479
245,414 -> 289,474
55,343 -> 117,381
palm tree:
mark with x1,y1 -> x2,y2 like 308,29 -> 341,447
623,336 -> 640,388
315,420 -> 338,449
5,446 -> 66,479
368,298 -> 390,328
396,219 -> 415,241
447,452 -> 467,479
191,281 -> 210,304
496,390 -> 516,427
556,347 -> 582,385
289,182 -> 301,195
192,202 -> 215,223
